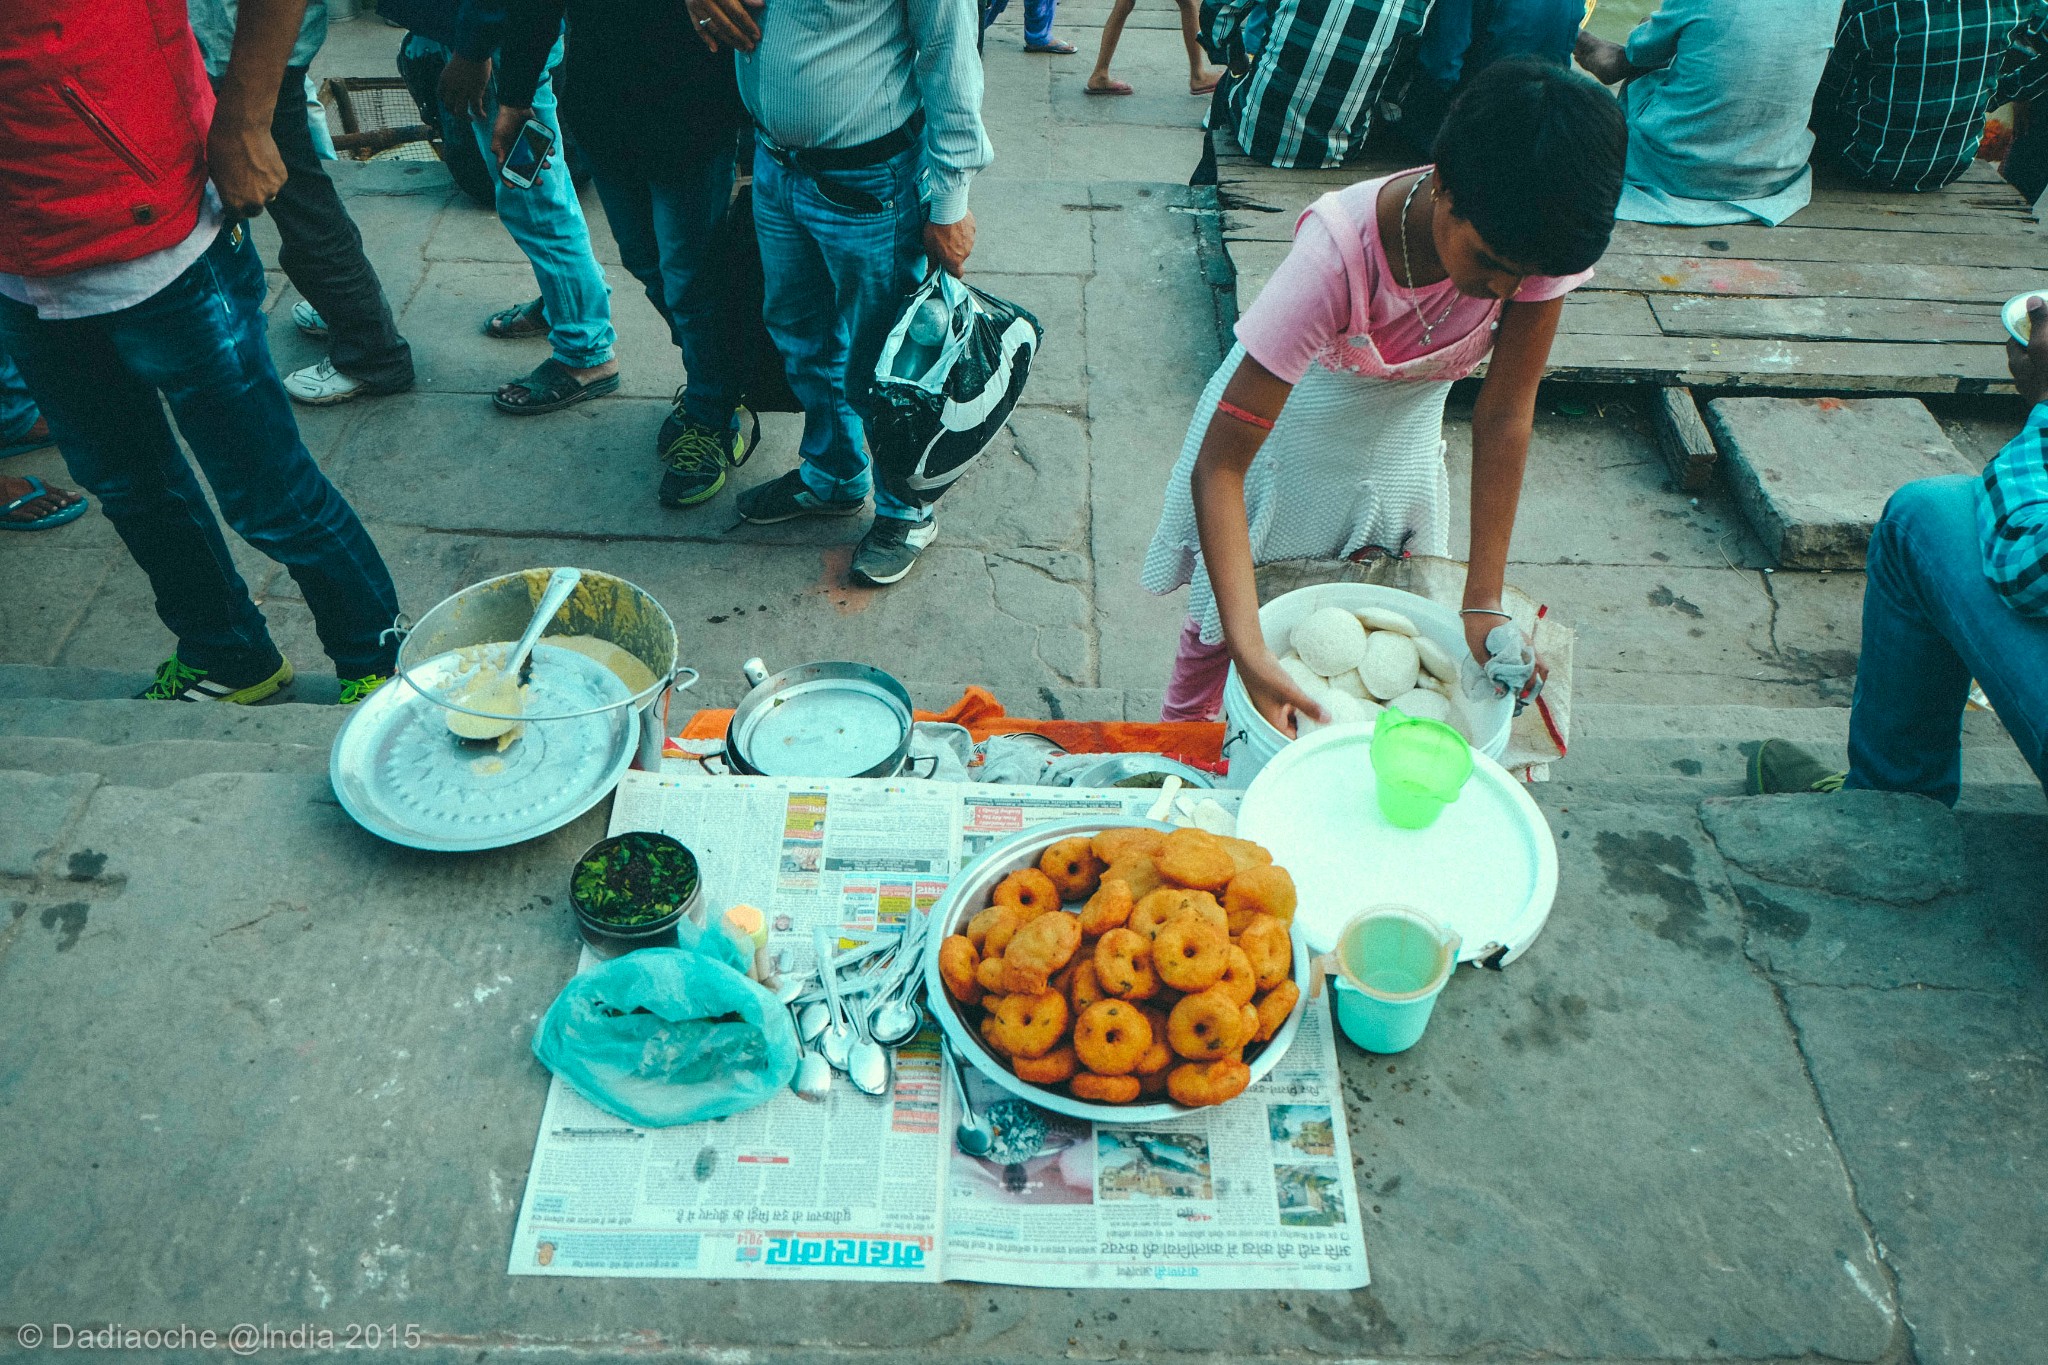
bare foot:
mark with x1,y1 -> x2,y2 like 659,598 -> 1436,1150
1,473 -> 85,526
565,360 -> 618,384
1190,67 -> 1221,94
1086,74 -> 1136,95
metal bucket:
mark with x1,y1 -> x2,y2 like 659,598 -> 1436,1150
395,568 -> 696,769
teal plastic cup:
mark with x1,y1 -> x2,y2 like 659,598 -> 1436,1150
1369,708 -> 1473,828
1328,906 -> 1460,1054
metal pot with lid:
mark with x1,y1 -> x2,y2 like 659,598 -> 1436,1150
724,658 -> 919,779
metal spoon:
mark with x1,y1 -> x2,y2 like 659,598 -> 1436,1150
814,928 -> 856,1072
772,950 -> 807,1005
792,1049 -> 832,1103
445,565 -> 580,741
868,968 -> 924,1048
940,1029 -> 991,1156
845,996 -> 891,1097
796,999 -> 830,1048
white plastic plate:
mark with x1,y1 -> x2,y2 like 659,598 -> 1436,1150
1235,723 -> 1558,966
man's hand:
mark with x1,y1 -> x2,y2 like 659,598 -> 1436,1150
207,112 -> 287,217
438,54 -> 494,122
924,212 -> 976,279
1573,30 -> 1633,85
685,0 -> 766,52
2009,297 -> 2048,411
490,105 -> 536,166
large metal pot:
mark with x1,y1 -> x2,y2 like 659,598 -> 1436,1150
723,658 -> 917,779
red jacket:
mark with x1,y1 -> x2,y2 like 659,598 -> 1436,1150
0,0 -> 216,277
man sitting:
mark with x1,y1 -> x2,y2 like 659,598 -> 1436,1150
1814,0 -> 2048,192
1754,300 -> 2048,805
1574,0 -> 1838,226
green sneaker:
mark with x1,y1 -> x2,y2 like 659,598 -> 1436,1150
138,654 -> 293,704
1748,738 -> 1846,795
338,673 -> 391,706
659,411 -> 758,509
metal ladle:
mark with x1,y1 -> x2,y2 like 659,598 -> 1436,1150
813,928 -> 856,1071
444,565 -> 581,742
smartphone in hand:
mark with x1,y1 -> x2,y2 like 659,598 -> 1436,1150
500,118 -> 557,189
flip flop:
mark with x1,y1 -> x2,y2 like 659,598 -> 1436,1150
1025,39 -> 1078,53
492,357 -> 622,416
0,475 -> 88,531
483,298 -> 549,340
1190,78 -> 1220,95
0,418 -> 54,460
1086,80 -> 1136,96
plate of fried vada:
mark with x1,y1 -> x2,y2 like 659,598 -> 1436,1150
924,816 -> 1311,1124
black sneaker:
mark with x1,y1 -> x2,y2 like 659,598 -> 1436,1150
735,469 -> 866,524
849,513 -> 938,586
660,411 -> 759,508
138,653 -> 294,704
655,385 -> 687,456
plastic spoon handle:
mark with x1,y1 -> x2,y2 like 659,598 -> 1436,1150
506,567 -> 582,681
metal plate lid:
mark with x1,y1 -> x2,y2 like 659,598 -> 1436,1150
330,643 -> 638,852
732,676 -> 911,777
1236,722 -> 1559,967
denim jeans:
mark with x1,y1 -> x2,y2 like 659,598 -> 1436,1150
404,34 -> 614,369
0,345 -> 38,445
983,0 -> 1058,47
1413,0 -> 1582,87
752,139 -> 927,518
589,141 -> 739,432
0,225 -> 402,678
1848,474 -> 2048,804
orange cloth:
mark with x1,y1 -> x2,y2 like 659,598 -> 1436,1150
668,685 -> 1229,772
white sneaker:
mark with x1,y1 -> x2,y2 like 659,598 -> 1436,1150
291,300 -> 329,338
282,358 -> 367,406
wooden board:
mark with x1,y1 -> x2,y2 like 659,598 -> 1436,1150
1210,128 -> 2040,395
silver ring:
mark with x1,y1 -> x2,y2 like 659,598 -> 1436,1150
697,15 -> 712,24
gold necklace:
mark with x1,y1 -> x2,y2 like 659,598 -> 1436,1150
1398,170 -> 1459,347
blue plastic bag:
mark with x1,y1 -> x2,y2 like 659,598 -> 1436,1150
532,926 -> 798,1127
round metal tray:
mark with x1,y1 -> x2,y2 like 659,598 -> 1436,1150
923,816 -> 1311,1126
330,643 -> 639,852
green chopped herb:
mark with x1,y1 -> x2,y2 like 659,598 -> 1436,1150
573,833 -> 698,925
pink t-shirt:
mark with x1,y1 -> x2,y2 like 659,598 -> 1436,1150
1235,170 -> 1593,383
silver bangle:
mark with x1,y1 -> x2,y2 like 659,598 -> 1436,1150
1459,607 -> 1513,620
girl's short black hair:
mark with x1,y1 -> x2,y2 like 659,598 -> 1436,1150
1431,56 -> 1627,277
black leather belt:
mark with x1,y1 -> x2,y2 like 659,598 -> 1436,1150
757,112 -> 924,175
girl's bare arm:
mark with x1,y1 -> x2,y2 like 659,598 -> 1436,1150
1189,353 -> 1324,729
1463,295 -> 1562,662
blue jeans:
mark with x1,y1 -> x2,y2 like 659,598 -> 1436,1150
0,225 -> 402,677
404,34 -> 614,370
589,144 -> 739,432
983,0 -> 1058,47
0,345 -> 39,444
752,139 -> 927,519
1848,475 -> 2048,804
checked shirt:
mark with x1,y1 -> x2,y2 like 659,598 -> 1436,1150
1980,401 -> 2048,617
1816,0 -> 2048,191
1210,0 -> 1434,169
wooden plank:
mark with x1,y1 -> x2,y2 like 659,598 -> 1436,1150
1229,239 -> 1291,309
1653,386 -> 1719,491
1542,331 -> 2012,392
1558,291 -> 1663,336
1604,221 -> 2042,269
1646,293 -> 2002,344
1590,253 -> 2039,304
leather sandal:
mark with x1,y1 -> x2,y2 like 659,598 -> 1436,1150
492,357 -> 622,415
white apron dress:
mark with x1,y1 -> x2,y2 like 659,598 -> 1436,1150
1141,189 -> 1504,646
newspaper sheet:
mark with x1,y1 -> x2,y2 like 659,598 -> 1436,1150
507,771 -> 1369,1289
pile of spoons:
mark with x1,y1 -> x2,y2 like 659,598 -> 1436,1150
778,912 -> 931,1102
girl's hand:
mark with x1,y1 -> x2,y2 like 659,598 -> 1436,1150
1237,647 -> 1326,737
1461,610 -> 1499,668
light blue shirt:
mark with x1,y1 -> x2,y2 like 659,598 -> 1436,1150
1616,0 -> 1838,226
188,0 -> 330,77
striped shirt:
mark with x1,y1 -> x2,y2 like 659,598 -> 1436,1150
735,0 -> 991,224
1980,401 -> 2048,616
1815,1 -> 2048,192
1210,0 -> 1434,170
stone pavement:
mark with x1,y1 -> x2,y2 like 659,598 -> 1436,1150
2,11 -> 2045,1365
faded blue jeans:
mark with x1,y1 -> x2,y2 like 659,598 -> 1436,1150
0,225 -> 402,677
1848,475 -> 2048,804
0,345 -> 39,446
752,138 -> 927,519
404,33 -> 614,369
983,0 -> 1059,47
589,140 -> 739,433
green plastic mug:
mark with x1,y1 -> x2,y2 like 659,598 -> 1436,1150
1369,708 -> 1473,828
1328,905 -> 1461,1054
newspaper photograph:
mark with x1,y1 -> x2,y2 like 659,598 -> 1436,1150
508,771 -> 1369,1289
